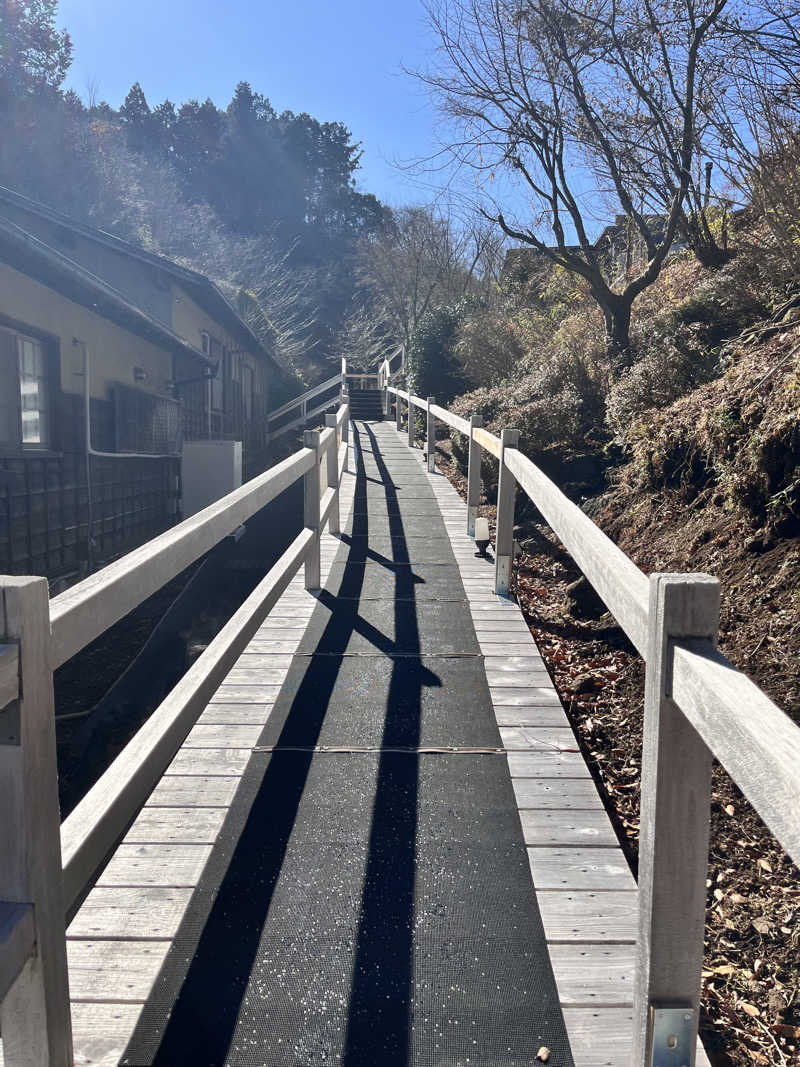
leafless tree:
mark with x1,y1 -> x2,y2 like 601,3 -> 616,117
421,0 -> 731,355
356,204 -> 505,349
698,0 -> 800,269
334,305 -> 397,371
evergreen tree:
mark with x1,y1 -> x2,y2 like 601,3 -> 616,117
0,0 -> 72,102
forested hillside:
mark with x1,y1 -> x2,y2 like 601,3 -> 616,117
0,0 -> 391,394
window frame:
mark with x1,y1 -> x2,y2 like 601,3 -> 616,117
0,320 -> 58,455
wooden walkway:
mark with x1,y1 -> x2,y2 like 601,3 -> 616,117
49,463 -> 359,1067
1,418 -> 710,1067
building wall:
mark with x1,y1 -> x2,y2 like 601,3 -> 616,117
0,264 -> 180,580
0,262 -> 173,401
0,241 -> 275,579
171,285 -> 271,479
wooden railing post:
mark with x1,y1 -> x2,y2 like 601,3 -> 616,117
407,397 -> 415,448
342,402 -> 350,473
466,413 -> 483,537
324,414 -> 341,535
340,357 -> 347,403
0,577 -> 73,1066
633,573 -> 720,1067
494,429 -> 519,596
426,396 -> 436,472
395,391 -> 402,432
303,430 -> 322,590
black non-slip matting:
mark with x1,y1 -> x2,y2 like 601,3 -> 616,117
294,597 -> 480,656
341,535 -> 457,564
120,418 -> 574,1067
256,654 -> 500,749
324,561 -> 466,601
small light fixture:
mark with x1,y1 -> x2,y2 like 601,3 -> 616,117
133,366 -> 147,382
474,516 -> 491,558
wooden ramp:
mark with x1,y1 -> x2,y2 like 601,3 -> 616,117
47,459 -> 358,1066
1,417 -> 710,1067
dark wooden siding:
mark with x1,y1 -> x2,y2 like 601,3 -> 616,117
0,385 -> 179,582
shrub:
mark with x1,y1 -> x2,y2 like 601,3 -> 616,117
607,328 -> 720,439
407,303 -> 467,403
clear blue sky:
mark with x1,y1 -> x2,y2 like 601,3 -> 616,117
58,0 -> 452,209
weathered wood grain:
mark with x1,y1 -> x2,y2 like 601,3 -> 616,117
166,747 -> 251,777
490,687 -> 562,707
122,807 -> 227,845
67,887 -> 192,941
495,706 -> 570,727
96,844 -> 212,888
549,943 -> 636,1006
520,809 -> 619,848
70,1002 -> 145,1067
147,775 -> 239,807
507,750 -> 590,780
183,724 -> 263,748
528,848 -> 636,891
500,727 -> 578,751
511,778 -> 604,810
197,705 -> 274,725
538,891 -> 638,943
66,941 -> 170,1003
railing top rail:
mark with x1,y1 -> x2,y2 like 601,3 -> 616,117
59,525 -> 316,915
504,446 -> 649,656
429,404 -> 470,437
672,639 -> 800,867
49,445 -> 315,669
267,372 -> 342,423
472,426 -> 502,459
50,398 -> 349,669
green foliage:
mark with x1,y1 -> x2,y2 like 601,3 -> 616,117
407,303 -> 468,403
0,0 -> 72,100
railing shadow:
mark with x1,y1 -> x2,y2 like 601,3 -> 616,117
145,417 -> 439,1066
147,423 -> 373,1065
342,420 -> 425,1065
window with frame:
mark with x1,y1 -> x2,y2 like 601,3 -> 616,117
0,325 -> 53,450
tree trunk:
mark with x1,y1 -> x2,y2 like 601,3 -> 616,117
602,295 -> 633,365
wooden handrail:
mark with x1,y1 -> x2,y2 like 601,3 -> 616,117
60,525 -> 315,914
429,403 -> 470,436
472,426 -> 502,459
267,372 -> 341,423
1,400 -> 352,1058
49,447 -> 316,668
672,638 -> 800,865
504,446 -> 649,655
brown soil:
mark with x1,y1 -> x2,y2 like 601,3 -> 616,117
434,438 -> 800,1067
